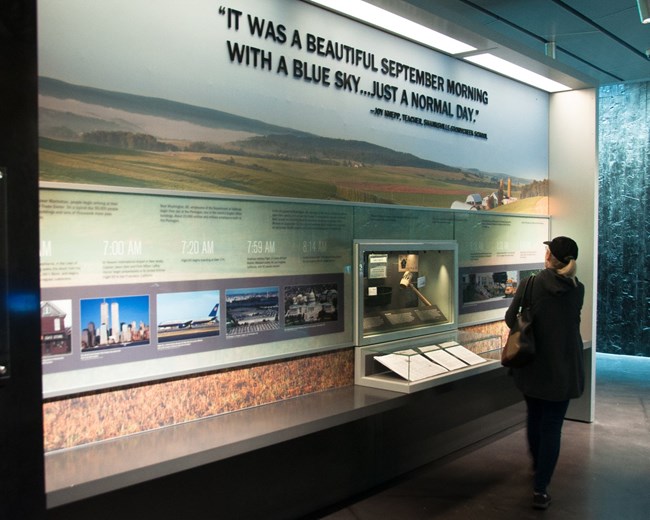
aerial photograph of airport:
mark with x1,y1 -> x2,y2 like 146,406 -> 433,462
226,287 -> 279,337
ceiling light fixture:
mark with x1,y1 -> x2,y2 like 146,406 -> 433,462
464,53 -> 571,93
638,0 -> 650,23
306,1 -> 571,93
306,0 -> 476,55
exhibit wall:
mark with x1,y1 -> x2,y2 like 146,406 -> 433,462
38,0 -> 553,451
598,81 -> 650,358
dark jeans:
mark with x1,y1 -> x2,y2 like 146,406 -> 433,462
524,395 -> 570,494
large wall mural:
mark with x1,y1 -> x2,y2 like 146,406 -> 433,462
38,0 -> 549,214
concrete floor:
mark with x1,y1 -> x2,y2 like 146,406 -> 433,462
313,353 -> 650,520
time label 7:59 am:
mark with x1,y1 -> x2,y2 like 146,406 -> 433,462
247,240 -> 276,254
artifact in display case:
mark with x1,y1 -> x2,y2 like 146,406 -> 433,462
353,240 -> 458,346
353,240 -> 501,393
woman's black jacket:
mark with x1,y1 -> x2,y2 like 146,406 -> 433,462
505,268 -> 585,401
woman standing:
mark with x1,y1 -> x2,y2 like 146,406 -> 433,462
505,236 -> 585,510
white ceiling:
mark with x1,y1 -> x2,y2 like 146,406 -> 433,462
371,0 -> 650,88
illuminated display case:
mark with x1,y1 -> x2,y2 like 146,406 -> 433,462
353,240 -> 501,392
354,240 -> 459,346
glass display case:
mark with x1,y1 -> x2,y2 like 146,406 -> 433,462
353,240 -> 502,392
353,240 -> 458,346
354,329 -> 502,393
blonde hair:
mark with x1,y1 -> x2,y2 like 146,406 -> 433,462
548,255 -> 577,285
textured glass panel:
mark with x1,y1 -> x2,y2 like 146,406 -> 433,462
598,83 -> 650,356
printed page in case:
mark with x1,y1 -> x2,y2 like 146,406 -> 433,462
375,352 -> 447,381
445,345 -> 487,366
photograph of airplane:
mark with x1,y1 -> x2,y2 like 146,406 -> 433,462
157,290 -> 220,343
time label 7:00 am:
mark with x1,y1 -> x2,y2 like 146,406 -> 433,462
103,240 -> 142,256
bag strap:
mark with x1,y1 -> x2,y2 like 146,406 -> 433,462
520,275 -> 535,311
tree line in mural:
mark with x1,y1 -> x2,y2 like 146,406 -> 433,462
81,131 -> 178,152
520,179 -> 548,197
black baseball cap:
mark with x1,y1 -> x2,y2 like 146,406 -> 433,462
544,236 -> 578,263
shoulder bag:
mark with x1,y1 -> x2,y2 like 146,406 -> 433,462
501,275 -> 535,367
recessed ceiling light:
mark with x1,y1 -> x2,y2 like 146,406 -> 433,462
306,0 -> 476,55
464,53 -> 571,93
307,1 -> 571,93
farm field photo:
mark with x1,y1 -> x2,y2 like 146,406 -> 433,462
39,78 -> 548,214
